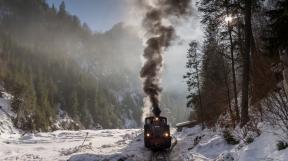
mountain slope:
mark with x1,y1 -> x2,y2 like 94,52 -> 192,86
0,0 -> 143,130
0,0 -> 188,131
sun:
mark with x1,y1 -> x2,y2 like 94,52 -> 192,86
225,15 -> 233,23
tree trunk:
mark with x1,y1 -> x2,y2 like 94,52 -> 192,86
281,53 -> 288,95
222,53 -> 235,127
228,24 -> 240,122
240,0 -> 252,127
225,0 -> 239,122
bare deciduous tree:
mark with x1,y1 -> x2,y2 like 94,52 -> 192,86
264,85 -> 288,140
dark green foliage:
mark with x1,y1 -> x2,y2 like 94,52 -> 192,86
245,137 -> 254,144
183,41 -> 201,109
59,1 -> 66,16
0,35 -> 127,131
183,20 -> 230,125
277,141 -> 288,151
198,20 -> 229,125
183,41 -> 203,124
183,41 -> 204,127
184,0 -> 235,126
223,130 -> 239,145
266,0 -> 288,55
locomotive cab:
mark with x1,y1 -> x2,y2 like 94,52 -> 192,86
144,116 -> 171,150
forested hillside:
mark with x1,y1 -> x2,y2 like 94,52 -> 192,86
0,0 -> 187,131
0,0 -> 144,131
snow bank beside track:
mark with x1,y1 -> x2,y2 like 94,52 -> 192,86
170,125 -> 288,161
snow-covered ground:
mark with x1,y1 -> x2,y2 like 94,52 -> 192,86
0,129 -> 149,161
1,91 -> 288,161
1,125 -> 288,161
0,91 -> 151,161
171,125 -> 288,161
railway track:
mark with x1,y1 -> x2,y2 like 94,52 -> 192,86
151,136 -> 177,161
151,150 -> 170,161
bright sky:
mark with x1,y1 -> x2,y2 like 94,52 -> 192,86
46,0 -> 203,94
46,0 -> 125,32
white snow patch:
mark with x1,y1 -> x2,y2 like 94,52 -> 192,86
194,135 -> 234,159
232,125 -> 288,161
170,124 -> 288,161
0,91 -> 20,139
0,129 -> 151,161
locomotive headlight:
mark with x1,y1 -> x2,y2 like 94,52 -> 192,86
155,117 -> 159,121
146,133 -> 150,137
164,132 -> 169,137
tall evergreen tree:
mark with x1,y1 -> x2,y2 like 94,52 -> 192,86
183,41 -> 203,125
58,1 -> 66,17
200,20 -> 228,125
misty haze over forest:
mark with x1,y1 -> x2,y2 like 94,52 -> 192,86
47,0 -> 203,93
0,0 -> 202,131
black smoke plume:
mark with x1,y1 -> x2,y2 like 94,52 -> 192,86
139,0 -> 192,117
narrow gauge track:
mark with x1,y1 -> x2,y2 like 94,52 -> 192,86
151,136 -> 177,161
151,151 -> 170,161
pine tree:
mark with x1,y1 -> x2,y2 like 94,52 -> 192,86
58,1 -> 66,17
199,18 -> 229,125
183,41 -> 203,125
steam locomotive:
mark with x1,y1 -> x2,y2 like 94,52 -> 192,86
144,116 -> 171,150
